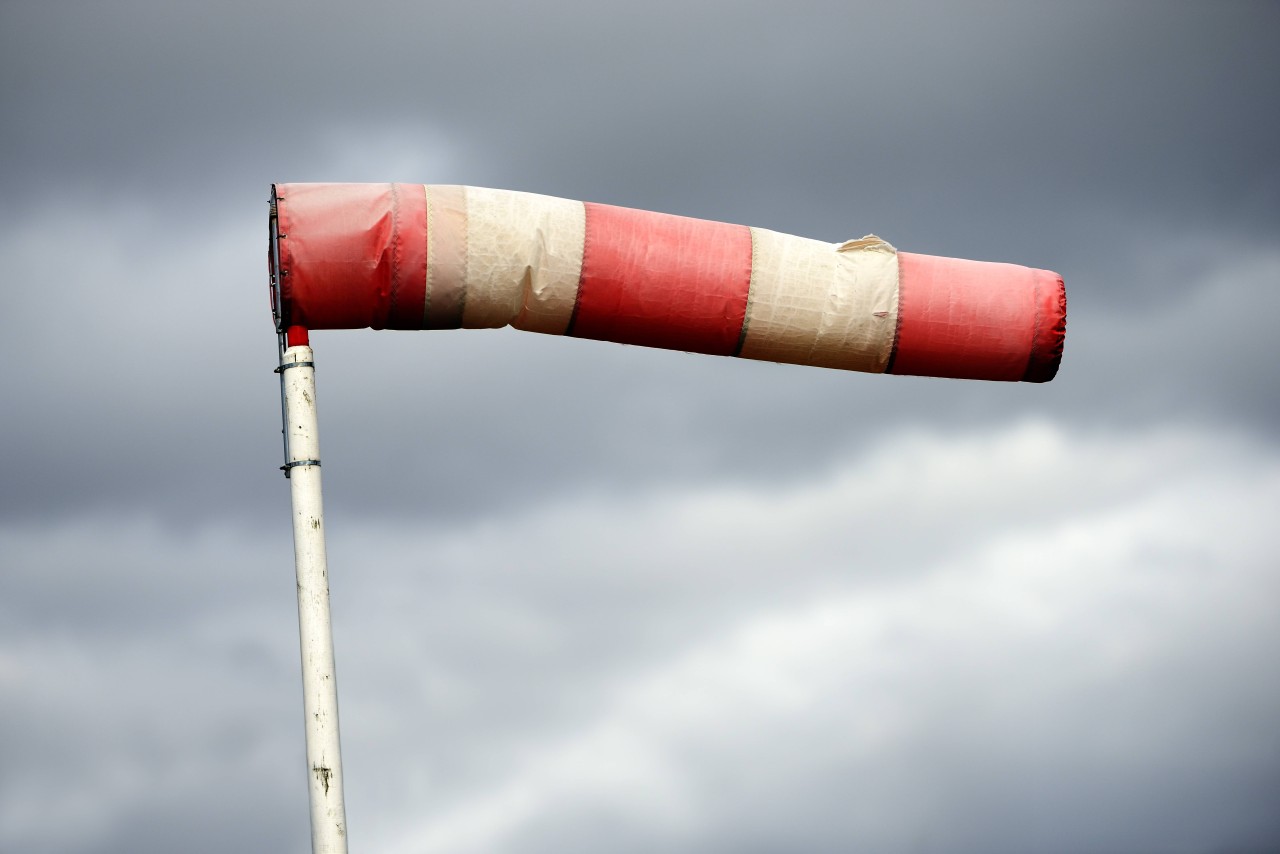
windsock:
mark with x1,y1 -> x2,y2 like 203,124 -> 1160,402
269,183 -> 1065,381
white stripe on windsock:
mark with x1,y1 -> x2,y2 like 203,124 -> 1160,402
739,231 -> 899,372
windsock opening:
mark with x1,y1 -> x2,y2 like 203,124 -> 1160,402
268,186 -> 284,332
268,183 -> 1065,382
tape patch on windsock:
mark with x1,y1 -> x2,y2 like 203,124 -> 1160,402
272,183 -> 1065,382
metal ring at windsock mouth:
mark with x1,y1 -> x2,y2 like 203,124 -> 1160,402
268,184 -> 287,334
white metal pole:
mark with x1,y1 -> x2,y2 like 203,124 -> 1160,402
280,342 -> 349,853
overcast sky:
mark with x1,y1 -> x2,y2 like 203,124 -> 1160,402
1,2 -> 1278,852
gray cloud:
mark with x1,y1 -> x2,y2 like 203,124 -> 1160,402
9,424 -> 1276,852
2,2 -> 1276,242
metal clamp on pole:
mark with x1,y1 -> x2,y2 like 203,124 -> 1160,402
276,363 -> 315,477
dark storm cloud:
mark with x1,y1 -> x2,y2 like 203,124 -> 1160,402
2,1 -> 1277,246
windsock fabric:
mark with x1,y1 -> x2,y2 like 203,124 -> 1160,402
272,183 -> 1065,382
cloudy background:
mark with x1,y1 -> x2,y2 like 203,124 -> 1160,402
2,1 -> 1278,851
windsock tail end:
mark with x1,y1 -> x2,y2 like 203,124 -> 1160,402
889,252 -> 1066,383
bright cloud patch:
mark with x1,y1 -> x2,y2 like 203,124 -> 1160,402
318,422 -> 1280,854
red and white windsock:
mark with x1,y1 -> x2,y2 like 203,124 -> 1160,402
269,183 -> 1065,381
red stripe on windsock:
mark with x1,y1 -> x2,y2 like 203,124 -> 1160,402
277,183 -> 429,330
570,203 -> 754,356
889,252 -> 1065,382
385,183 -> 428,330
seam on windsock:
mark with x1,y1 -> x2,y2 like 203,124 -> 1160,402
562,199 -> 588,336
388,182 -> 401,325
571,200 -> 589,332
733,227 -> 758,358
565,201 -> 592,337
456,186 -> 470,324
885,252 -> 905,374
422,185 -> 433,325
